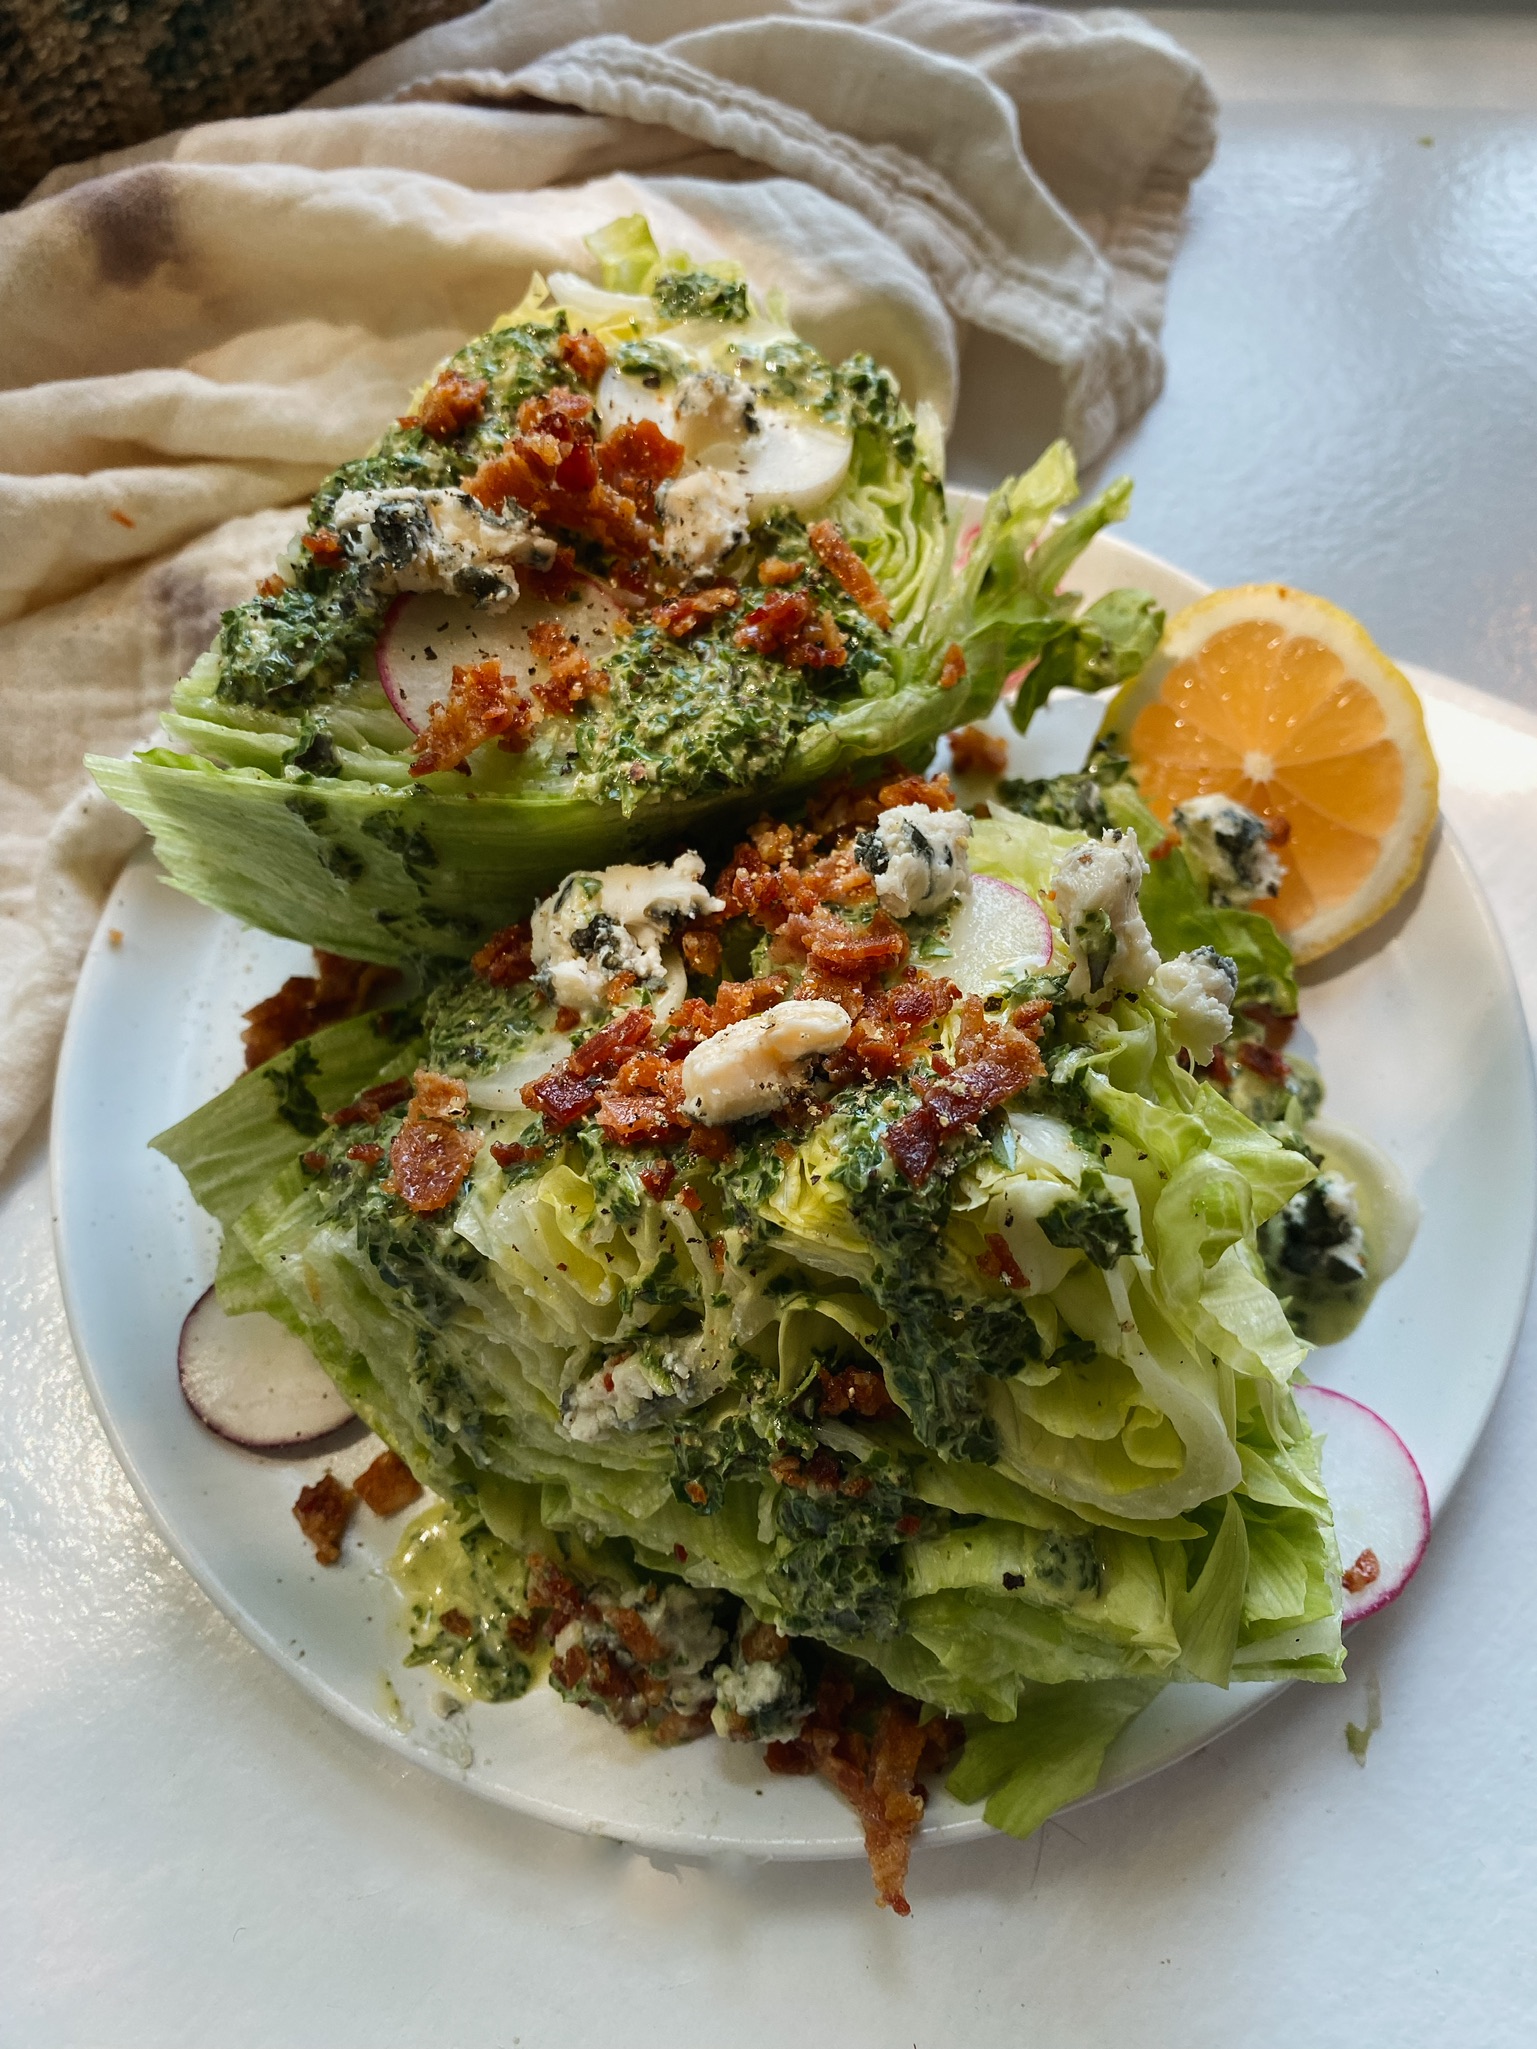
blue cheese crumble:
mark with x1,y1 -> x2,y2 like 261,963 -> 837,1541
679,998 -> 851,1124
1173,793 -> 1284,909
530,854 -> 721,1017
1151,946 -> 1238,1065
854,803 -> 973,919
1050,829 -> 1160,998
329,486 -> 553,609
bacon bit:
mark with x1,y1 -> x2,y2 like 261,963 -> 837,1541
524,1553 -> 589,1636
519,544 -> 581,603
471,920 -> 535,987
883,770 -> 955,812
301,528 -> 346,570
735,589 -> 814,657
687,1122 -> 735,1162
827,970 -> 958,1085
1200,1045 -> 1232,1086
978,1232 -> 1029,1290
527,618 -> 609,715
293,1472 -> 354,1565
678,1185 -> 704,1213
597,1093 -> 684,1148
707,1235 -> 726,1274
1242,1003 -> 1297,1052
1342,1547 -> 1381,1594
411,658 -> 537,777
384,1119 -> 481,1213
807,518 -> 892,629
326,1076 -> 414,1127
346,1142 -> 384,1166
300,1149 -> 329,1174
439,1607 -> 474,1640
1267,814 -> 1293,849
787,906 -> 910,983
681,928 -> 722,978
764,1678 -> 963,1914
673,1543 -> 689,1564
817,1364 -> 899,1419
741,1622 -> 791,1665
353,1448 -> 423,1517
400,366 -> 488,441
651,585 -> 739,639
1236,1040 -> 1290,1082
241,952 -> 401,1070
257,573 -> 286,597
608,1604 -> 666,1667
109,507 -> 135,528
758,556 -> 802,586
734,588 -> 847,670
555,330 -> 608,384
555,1006 -> 581,1033
506,1613 -> 540,1652
405,1069 -> 469,1123
640,1161 -> 677,1200
522,1066 -> 599,1131
947,724 -> 1007,776
1149,832 -> 1180,861
491,1140 -> 543,1169
467,387 -> 675,559
937,643 -> 967,691
884,996 -> 1047,1186
568,1007 -> 654,1078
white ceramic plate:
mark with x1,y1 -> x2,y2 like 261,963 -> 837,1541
52,530 -> 1536,1859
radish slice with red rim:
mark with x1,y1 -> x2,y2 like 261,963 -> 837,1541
179,1288 -> 353,1449
1294,1383 -> 1431,1623
376,579 -> 624,735
943,873 -> 1055,996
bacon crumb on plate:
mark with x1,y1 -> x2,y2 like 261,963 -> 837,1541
293,1472 -> 355,1565
352,1448 -> 423,1517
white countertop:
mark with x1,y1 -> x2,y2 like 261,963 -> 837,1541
6,16 -> 1537,2045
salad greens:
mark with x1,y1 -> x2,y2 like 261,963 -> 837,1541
156,796 -> 1346,1858
88,216 -> 1161,964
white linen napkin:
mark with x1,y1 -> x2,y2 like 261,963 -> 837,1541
0,1 -> 1215,1173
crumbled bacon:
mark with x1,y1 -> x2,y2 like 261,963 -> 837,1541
825,970 -> 958,1084
782,906 -> 909,983
555,330 -> 608,384
407,1069 -> 470,1122
293,1472 -> 354,1565
241,952 -> 400,1069
596,1093 -> 684,1148
257,573 -> 286,598
352,1448 -> 423,1517
467,386 -> 677,560
807,518 -> 892,629
522,1066 -> 601,1131
1342,1547 -> 1381,1594
439,1607 -> 474,1639
765,1676 -> 963,1914
326,1076 -> 414,1127
884,996 -> 1047,1186
400,366 -> 488,442
383,1074 -> 478,1212
937,643 -> 967,691
947,723 -> 1007,776
567,1007 -> 655,1078
346,1142 -> 384,1166
640,1161 -> 677,1200
734,589 -> 848,669
757,555 -> 802,587
817,1364 -> 899,1420
528,618 -> 609,715
978,1232 -> 1028,1289
651,585 -> 739,639
410,658 -> 538,777
1236,1040 -> 1290,1082
681,928 -> 722,978
490,1139 -> 543,1169
301,528 -> 345,570
471,921 -> 535,987
519,544 -> 581,603
1242,1003 -> 1297,1052
801,768 -> 955,839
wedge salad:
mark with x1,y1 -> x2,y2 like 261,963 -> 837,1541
116,217 -> 1435,1914
88,217 -> 1159,961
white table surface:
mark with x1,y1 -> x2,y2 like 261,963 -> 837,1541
7,16 -> 1537,2045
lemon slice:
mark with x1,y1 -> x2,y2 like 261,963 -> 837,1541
1101,585 -> 1439,964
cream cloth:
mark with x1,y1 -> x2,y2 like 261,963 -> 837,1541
0,0 -> 1214,1173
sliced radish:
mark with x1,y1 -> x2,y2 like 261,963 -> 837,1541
943,873 -> 1055,995
376,580 -> 624,734
1294,1384 -> 1431,1623
179,1288 -> 353,1449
